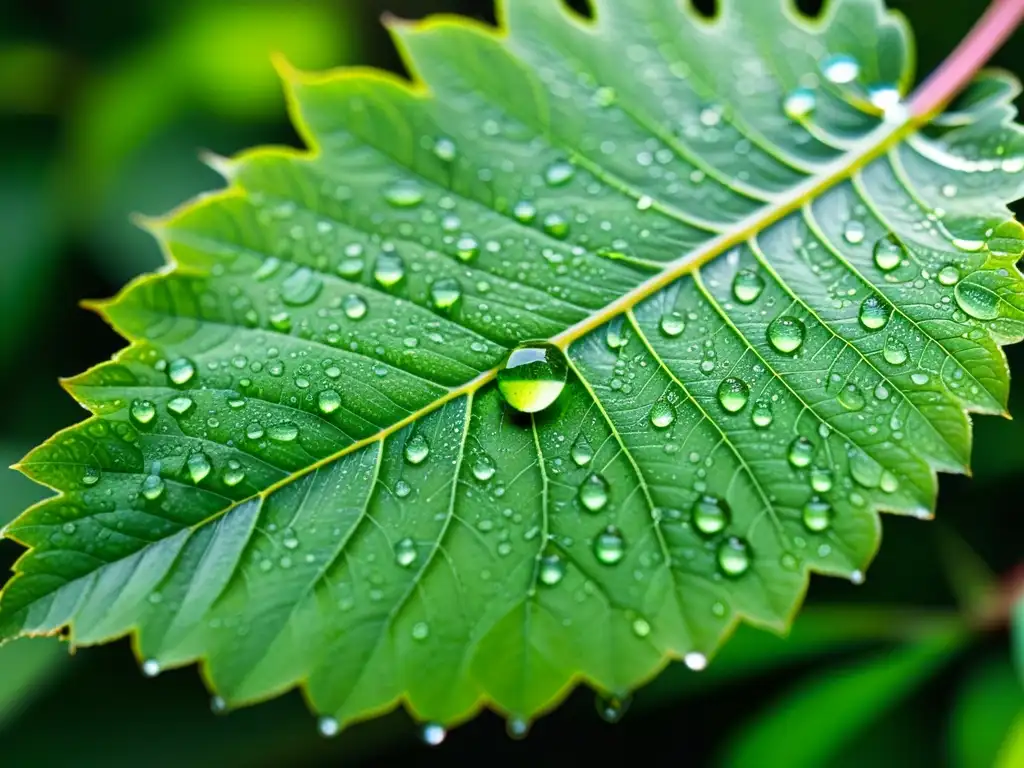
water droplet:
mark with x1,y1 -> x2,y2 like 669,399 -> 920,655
941,184 -> 957,199
596,693 -> 632,723
717,536 -> 751,577
684,652 -> 707,671
783,87 -> 816,119
269,311 -> 292,332
539,553 -> 566,586
254,257 -> 283,281
605,316 -> 628,349
848,449 -> 883,488
222,460 -> 246,487
751,400 -> 773,428
649,400 -> 675,428
412,621 -> 430,640
571,434 -> 593,467
542,213 -> 569,239
497,341 -> 567,413
268,422 -> 299,442
506,717 -> 531,740
986,219 -> 1024,258
342,294 -> 367,320
883,334 -> 909,365
767,316 -> 805,354
802,500 -> 832,532
858,295 -> 890,331
513,200 -> 537,223
62,521 -> 76,535
430,277 -> 462,310
422,723 -> 447,746
692,495 -> 730,536
843,221 -> 866,244
880,470 -> 900,493
187,453 -> 211,484
472,453 -> 496,481
394,537 -> 418,568
82,466 -> 101,486
873,235 -> 904,272
578,473 -> 610,512
433,137 -> 457,162
383,179 -> 424,208
631,617 -> 651,638
544,160 -> 575,187
281,267 -> 323,306
838,384 -> 866,411
142,659 -> 161,677
374,251 -> 406,288
954,279 -> 1000,320
168,358 -> 196,386
318,716 -> 340,738
732,269 -> 765,304
717,377 -> 749,413
405,434 -> 430,465
660,311 -> 685,337
315,389 -> 341,415
821,53 -> 859,84
594,526 -> 625,565
246,422 -> 265,440
810,467 -> 833,493
937,265 -> 960,286
911,372 -> 930,386
167,396 -> 194,416
455,235 -> 479,261
141,474 -> 165,500
868,84 -> 902,115
130,399 -> 156,426
593,86 -> 616,107
788,436 -> 814,468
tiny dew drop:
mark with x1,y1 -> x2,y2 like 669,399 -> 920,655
767,316 -> 805,354
649,400 -> 675,428
383,179 -> 424,208
342,294 -> 367,320
578,473 -> 610,512
130,399 -> 157,426
858,295 -> 890,331
783,87 -> 816,120
506,717 -> 531,741
821,52 -> 860,84
883,334 -> 909,366
732,269 -> 765,304
222,460 -> 246,487
937,265 -> 960,286
571,434 -> 593,467
373,251 -> 406,288
954,279 -> 1000,320
394,537 -> 418,568
539,553 -> 566,586
717,536 -> 752,577
472,453 -> 496,481
544,159 -> 575,186
660,311 -> 685,337
631,617 -> 651,638
318,716 -> 340,738
404,434 -> 430,465
692,495 -> 730,536
318,389 -> 342,415
594,526 -> 626,565
717,377 -> 749,413
268,422 -> 299,442
751,400 -> 774,428
281,267 -> 323,307
872,234 -> 905,272
187,452 -> 211,484
430,277 -> 463,310
597,693 -> 633,724
788,436 -> 814,468
802,499 -> 833,532
168,357 -> 196,386
497,341 -> 567,413
412,621 -> 430,640
421,723 -> 447,746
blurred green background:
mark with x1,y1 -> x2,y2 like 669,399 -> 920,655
0,0 -> 1022,765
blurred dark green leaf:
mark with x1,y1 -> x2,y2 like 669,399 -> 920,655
951,655 -> 1024,768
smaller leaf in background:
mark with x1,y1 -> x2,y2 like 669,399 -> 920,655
950,655 -> 1024,768
935,527 -> 996,614
0,44 -> 62,115
995,714 -> 1024,768
719,633 -> 966,768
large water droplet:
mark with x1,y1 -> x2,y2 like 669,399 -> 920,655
788,436 -> 814,468
859,295 -> 890,330
141,474 -> 165,501
810,467 -> 833,493
167,395 -> 194,417
732,269 -> 765,304
578,473 -> 610,512
872,235 -> 905,272
821,53 -> 860,84
318,717 -> 340,738
783,87 -> 816,120
383,179 -> 424,208
649,400 -> 675,428
497,341 -> 567,413
937,265 -> 960,286
542,213 -> 569,239
404,434 -> 430,465
717,377 -> 749,413
342,294 -> 367,320
455,235 -> 479,261
130,399 -> 156,426
660,312 -> 685,337
430,278 -> 463,310
168,358 -> 196,386
374,251 -> 406,288
594,526 -> 625,565
954,279 -> 1000,320
539,553 -> 566,586
692,495 -> 730,536
571,434 -> 593,467
318,390 -> 341,415
717,536 -> 752,577
281,267 -> 323,307
767,316 -> 805,354
512,200 -> 537,224
751,400 -> 774,428
394,537 -> 418,568
472,453 -> 496,481
268,422 -> 299,442
838,384 -> 866,411
802,500 -> 832,532
187,453 -> 211,484
882,334 -> 909,365
421,723 -> 447,746
222,460 -> 246,487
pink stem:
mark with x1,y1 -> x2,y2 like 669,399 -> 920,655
910,0 -> 1024,118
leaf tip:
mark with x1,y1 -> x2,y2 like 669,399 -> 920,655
198,149 -> 236,181
270,51 -> 302,84
129,211 -> 166,237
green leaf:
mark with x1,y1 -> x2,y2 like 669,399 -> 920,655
719,632 -> 965,768
3,0 -> 1024,734
951,656 -> 1024,768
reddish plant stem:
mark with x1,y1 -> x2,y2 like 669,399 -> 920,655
910,0 -> 1024,118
